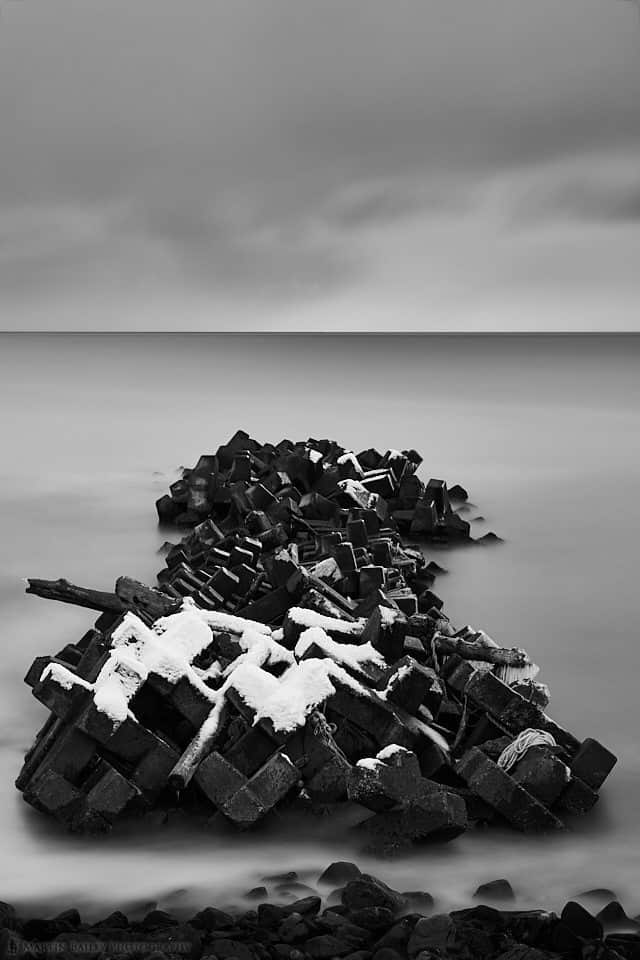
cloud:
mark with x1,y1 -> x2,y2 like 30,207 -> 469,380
504,150 -> 640,225
0,193 -> 361,308
0,171 -> 476,310
0,0 -> 639,328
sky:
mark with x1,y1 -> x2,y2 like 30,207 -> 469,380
0,0 -> 639,331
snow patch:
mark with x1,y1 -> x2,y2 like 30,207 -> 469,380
356,757 -> 383,771
337,479 -> 374,509
229,657 -> 363,733
288,607 -> 365,637
40,662 -> 92,692
377,744 -> 410,760
378,605 -> 402,626
337,452 -> 364,477
295,627 -> 384,674
223,629 -> 294,676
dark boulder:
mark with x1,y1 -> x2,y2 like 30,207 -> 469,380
473,879 -> 516,903
141,910 -> 179,930
246,887 -> 269,901
92,911 -> 130,930
342,877 -> 406,916
190,907 -> 235,931
318,862 -> 362,887
402,892 -> 434,913
371,949 -> 405,960
277,913 -> 312,944
347,908 -> 396,932
305,933 -> 355,958
597,903 -> 639,933
203,939 -> 256,960
53,909 -> 81,929
560,901 -> 603,942
373,916 -> 418,951
286,897 -> 322,918
407,915 -> 454,957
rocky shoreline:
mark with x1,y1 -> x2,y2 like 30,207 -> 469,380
2,861 -> 639,959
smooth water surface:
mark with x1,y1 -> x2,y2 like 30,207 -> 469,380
0,334 -> 639,915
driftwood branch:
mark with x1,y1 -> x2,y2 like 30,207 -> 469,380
26,578 -> 125,613
25,576 -> 179,621
114,576 -> 180,620
432,632 -> 530,668
405,614 -> 531,667
169,702 -> 230,791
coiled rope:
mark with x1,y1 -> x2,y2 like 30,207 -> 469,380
497,728 -> 557,773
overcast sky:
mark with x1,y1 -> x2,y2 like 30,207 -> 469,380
0,0 -> 639,330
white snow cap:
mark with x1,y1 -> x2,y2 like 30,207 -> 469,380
357,744 -> 411,771
378,605 -> 402,626
356,757 -> 384,771
229,659 -> 338,733
376,744 -> 411,761
295,627 -> 384,674
288,607 -> 366,637
40,662 -> 91,692
337,479 -> 375,509
336,452 -> 364,477
40,599 -> 372,735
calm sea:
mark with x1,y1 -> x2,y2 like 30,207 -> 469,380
1,333 -> 639,916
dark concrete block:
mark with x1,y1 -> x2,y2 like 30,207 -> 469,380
410,502 -> 438,537
383,658 -> 443,716
23,768 -> 82,818
361,606 -> 407,662
359,566 -> 385,596
249,751 -> 299,808
346,519 -> 369,548
84,762 -> 138,820
170,676 -> 213,728
46,725 -> 97,785
335,542 -> 357,573
196,751 -> 247,808
131,736 -> 180,796
32,669 -> 89,722
510,745 -> 570,807
359,792 -> 467,851
570,738 -> 617,790
207,568 -> 240,601
425,479 -> 451,517
456,747 -> 565,832
556,776 -> 599,816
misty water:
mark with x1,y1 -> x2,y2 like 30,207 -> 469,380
1,334 -> 639,917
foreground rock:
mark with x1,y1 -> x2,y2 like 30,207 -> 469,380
2,863 -> 638,960
17,432 -> 616,847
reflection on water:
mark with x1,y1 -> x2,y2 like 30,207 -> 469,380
1,334 -> 640,913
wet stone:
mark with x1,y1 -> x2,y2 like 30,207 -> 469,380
474,880 -> 516,903
318,862 -> 362,887
342,877 -> 407,916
